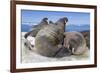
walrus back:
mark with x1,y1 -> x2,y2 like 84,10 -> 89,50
35,25 -> 63,57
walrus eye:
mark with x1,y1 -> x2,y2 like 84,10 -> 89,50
31,45 -> 34,47
24,42 -> 28,47
24,42 -> 27,46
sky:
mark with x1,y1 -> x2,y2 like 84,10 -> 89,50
21,9 -> 90,26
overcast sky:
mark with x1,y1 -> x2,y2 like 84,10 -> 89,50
21,9 -> 90,26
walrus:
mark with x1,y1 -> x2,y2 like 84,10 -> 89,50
24,17 -> 48,38
81,31 -> 90,49
34,17 -> 68,57
63,32 -> 87,55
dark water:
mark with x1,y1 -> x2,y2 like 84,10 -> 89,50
21,24 -> 90,32
65,24 -> 90,32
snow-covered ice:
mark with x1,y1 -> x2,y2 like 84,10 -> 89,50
21,32 -> 90,63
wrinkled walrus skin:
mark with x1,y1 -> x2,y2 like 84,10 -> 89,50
63,32 -> 87,55
24,18 -> 48,38
34,17 -> 68,57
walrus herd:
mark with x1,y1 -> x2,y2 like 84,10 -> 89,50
24,17 -> 88,58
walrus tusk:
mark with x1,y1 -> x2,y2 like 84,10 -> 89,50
72,48 -> 75,54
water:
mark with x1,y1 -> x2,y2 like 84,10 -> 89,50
65,24 -> 90,32
21,24 -> 90,32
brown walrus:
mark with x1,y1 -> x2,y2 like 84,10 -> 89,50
34,17 -> 68,57
63,32 -> 87,55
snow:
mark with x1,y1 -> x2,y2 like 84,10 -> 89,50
21,32 -> 89,63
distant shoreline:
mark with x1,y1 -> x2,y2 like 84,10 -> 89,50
21,24 -> 90,32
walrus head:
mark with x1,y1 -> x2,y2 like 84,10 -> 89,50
49,21 -> 55,25
42,17 -> 48,22
63,32 -> 87,55
55,17 -> 68,31
24,17 -> 48,38
56,17 -> 68,25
